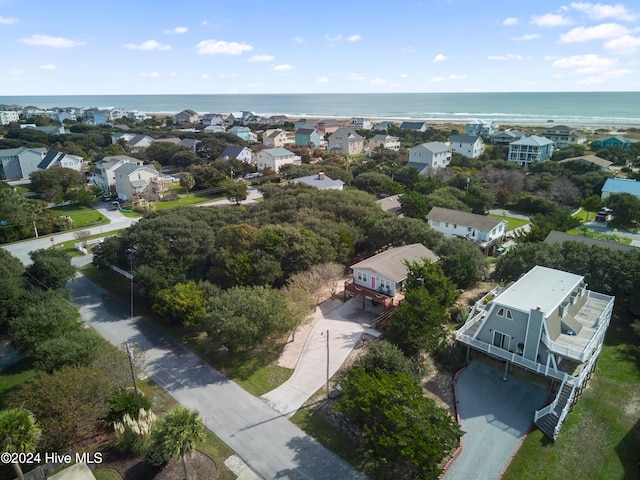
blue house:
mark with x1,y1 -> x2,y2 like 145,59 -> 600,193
507,135 -> 554,168
295,128 -> 322,147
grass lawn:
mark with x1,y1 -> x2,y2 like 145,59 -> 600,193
487,214 -> 529,231
572,208 -> 598,223
502,311 -> 640,480
564,228 -> 632,245
0,360 -> 38,408
80,264 -> 292,396
15,184 -> 31,195
93,469 -> 123,480
52,204 -> 109,229
153,193 -> 225,210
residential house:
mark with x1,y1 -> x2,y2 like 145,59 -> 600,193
328,127 -> 364,155
83,109 -> 108,125
373,121 -> 396,131
406,141 -> 451,175
508,135 -> 554,168
0,147 -> 47,180
315,119 -> 341,134
22,125 -> 68,135
559,154 -> 612,171
128,111 -> 148,122
592,136 -> 639,150
491,130 -> 524,145
294,119 -> 316,131
91,155 -> 143,193
228,111 -> 254,125
175,110 -> 199,124
350,117 -> 372,130
107,108 -> 128,121
600,178 -> 640,200
256,148 -> 301,172
269,115 -> 289,125
204,125 -> 226,133
399,121 -> 428,132
111,132 -> 136,145
295,128 -> 323,147
456,265 -> 614,439
449,135 -> 485,159
263,129 -> 290,148
178,138 -> 199,152
291,172 -> 344,190
202,113 -> 224,126
426,206 -> 506,253
376,195 -> 402,215
544,230 -> 637,253
345,243 -> 439,310
114,163 -> 159,201
228,126 -> 257,143
220,146 -> 253,163
37,150 -> 84,173
127,134 -> 154,151
0,111 -> 20,125
543,125 -> 587,149
367,134 -> 400,154
465,119 -> 495,136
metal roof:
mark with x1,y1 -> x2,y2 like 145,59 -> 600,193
602,178 -> 640,196
426,207 -> 505,231
350,243 -> 439,282
510,135 -> 555,147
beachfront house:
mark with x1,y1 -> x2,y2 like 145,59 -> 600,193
367,134 -> 401,155
315,119 -> 341,134
0,147 -> 47,180
406,141 -> 451,175
465,119 -> 495,136
400,121 -> 429,132
294,119 -> 315,131
543,125 -> 587,149
491,130 -> 524,145
114,163 -> 159,201
600,178 -> 640,200
290,172 -> 344,190
295,128 -> 323,147
263,129 -> 290,148
425,206 -> 506,254
256,148 -> 301,172
350,117 -> 372,130
228,126 -> 258,143
202,113 -> 224,126
508,135 -> 554,168
175,110 -> 199,124
592,136 -> 639,150
449,135 -> 485,159
559,154 -> 612,171
373,121 -> 396,131
0,110 -> 20,125
220,146 -> 253,163
456,265 -> 614,440
328,128 -> 364,155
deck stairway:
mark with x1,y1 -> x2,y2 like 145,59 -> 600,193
373,303 -> 400,331
535,381 -> 575,440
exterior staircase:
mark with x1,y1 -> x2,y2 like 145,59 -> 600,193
535,381 -> 575,440
373,303 -> 400,331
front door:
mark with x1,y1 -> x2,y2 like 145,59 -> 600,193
371,276 -> 376,290
493,331 -> 510,351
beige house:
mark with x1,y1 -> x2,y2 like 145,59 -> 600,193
263,129 -> 290,148
114,163 -> 159,201
328,127 -> 364,155
367,134 -> 401,155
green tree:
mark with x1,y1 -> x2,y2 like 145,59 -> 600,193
147,406 -> 205,480
523,209 -> 581,243
0,408 -> 42,480
353,340 -> 417,379
153,281 -> 207,326
399,190 -> 431,218
606,193 -> 640,228
219,178 -> 248,205
440,252 -> 478,289
180,172 -> 195,196
30,167 -> 84,202
582,194 -> 604,221
26,248 -> 76,289
337,369 -> 462,479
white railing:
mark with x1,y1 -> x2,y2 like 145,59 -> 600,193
534,373 -> 570,422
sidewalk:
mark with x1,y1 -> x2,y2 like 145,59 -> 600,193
261,297 -> 381,416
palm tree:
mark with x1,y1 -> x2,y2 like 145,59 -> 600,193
148,406 -> 204,480
0,408 -> 42,480
179,173 -> 195,196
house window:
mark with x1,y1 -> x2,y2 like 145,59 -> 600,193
493,331 -> 510,350
362,273 -> 368,282
467,227 -> 472,233
506,310 -> 513,320
453,224 -> 457,229
432,220 -> 440,226
497,308 -> 505,317
357,272 -> 362,281
445,223 -> 449,227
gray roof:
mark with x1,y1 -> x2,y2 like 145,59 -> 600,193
559,154 -> 612,168
544,230 -> 637,252
376,194 -> 402,212
179,138 -> 199,148
291,173 -> 344,190
295,128 -> 317,135
493,265 -> 584,316
405,161 -> 428,173
99,155 -> 139,168
450,135 -> 482,144
373,121 -> 395,130
221,145 -> 249,158
426,207 -> 505,231
415,141 -> 448,154
127,134 -> 151,145
350,244 -> 439,282
38,150 -> 62,169
400,121 -> 428,130
114,163 -> 158,176
510,135 -> 555,147
332,127 -> 364,139
261,147 -> 296,157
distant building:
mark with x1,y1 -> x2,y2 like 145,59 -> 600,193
373,121 -> 396,131
559,154 -> 612,171
0,111 -> 20,125
465,119 -> 494,136
256,148 -> 301,172
426,206 -> 506,253
220,146 -> 253,163
601,178 -> 640,200
291,172 -> 344,190
350,117 -> 372,130
315,119 -> 341,135
327,127 -> 364,155
367,134 -> 400,154
202,113 -> 224,126
543,125 -> 587,149
295,128 -> 323,147
228,126 -> 258,143
175,109 -> 199,124
37,150 -> 84,173
449,135 -> 485,159
400,121 -> 429,132
592,136 -> 639,150
406,141 -> 451,174
508,135 -> 554,168
263,129 -> 290,148
491,130 -> 524,145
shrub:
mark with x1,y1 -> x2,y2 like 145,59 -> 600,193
107,390 -> 152,424
114,408 -> 156,456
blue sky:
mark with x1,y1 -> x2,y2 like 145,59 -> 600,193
1,0 -> 639,95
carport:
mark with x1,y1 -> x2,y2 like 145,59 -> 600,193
444,360 -> 548,480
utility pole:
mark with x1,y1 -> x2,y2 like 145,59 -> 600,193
324,329 -> 330,400
125,341 -> 142,413
130,255 -> 134,319
33,221 -> 39,238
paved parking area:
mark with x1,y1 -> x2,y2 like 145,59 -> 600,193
444,360 -> 549,480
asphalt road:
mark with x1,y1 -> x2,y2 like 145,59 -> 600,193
69,274 -> 366,480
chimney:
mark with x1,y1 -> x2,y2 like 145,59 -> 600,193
318,172 -> 325,180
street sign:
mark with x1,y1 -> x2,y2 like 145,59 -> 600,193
50,237 -> 54,245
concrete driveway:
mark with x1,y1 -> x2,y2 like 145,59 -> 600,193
444,360 -> 548,480
261,298 -> 381,416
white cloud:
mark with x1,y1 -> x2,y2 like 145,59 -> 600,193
201,74 -> 210,79
139,72 -> 160,77
559,23 -> 630,43
325,34 -> 342,42
513,34 -> 541,41
430,76 -> 446,83
249,54 -> 275,62
433,53 -> 447,62
370,78 -> 389,85
348,73 -> 367,81
347,34 -> 362,42
400,73 -> 408,78
317,77 -> 329,83
488,54 -> 523,61
19,34 -> 85,48
197,39 -> 253,55
570,2 -> 638,21
604,34 -> 640,54
530,13 -> 573,27
164,27 -> 188,34
449,73 -> 467,80
503,17 -> 519,25
294,37 -> 304,43
124,39 -> 171,51
552,54 -> 617,73
274,64 -> 292,71
39,64 -> 56,70
0,15 -> 18,24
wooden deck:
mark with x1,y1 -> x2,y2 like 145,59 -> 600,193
553,296 -> 609,352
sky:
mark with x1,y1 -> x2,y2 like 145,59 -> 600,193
1,0 -> 639,95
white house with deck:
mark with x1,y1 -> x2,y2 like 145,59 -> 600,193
456,265 -> 614,440
256,148 -> 301,172
425,207 -> 506,253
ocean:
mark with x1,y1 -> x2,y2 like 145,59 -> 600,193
1,92 -> 639,127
